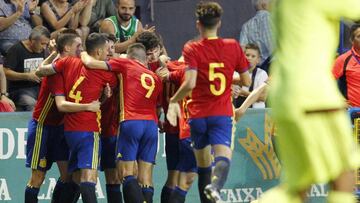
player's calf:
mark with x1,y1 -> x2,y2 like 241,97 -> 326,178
104,169 -> 122,203
25,169 -> 46,203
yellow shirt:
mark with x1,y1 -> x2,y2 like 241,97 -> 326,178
269,0 -> 360,113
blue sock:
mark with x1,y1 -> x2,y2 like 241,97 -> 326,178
122,176 -> 144,203
141,185 -> 154,203
174,186 -> 187,197
197,166 -> 212,203
51,179 -> 65,203
106,184 -> 122,203
161,186 -> 174,203
169,186 -> 187,203
79,182 -> 97,203
25,185 -> 40,203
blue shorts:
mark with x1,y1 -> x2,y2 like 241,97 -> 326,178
26,119 -> 68,171
176,138 -> 197,173
165,133 -> 180,171
117,120 -> 158,164
189,116 -> 233,149
100,136 -> 117,171
65,131 -> 101,173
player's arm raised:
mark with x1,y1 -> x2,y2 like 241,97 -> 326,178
35,51 -> 59,77
234,82 -> 268,122
169,69 -> 197,103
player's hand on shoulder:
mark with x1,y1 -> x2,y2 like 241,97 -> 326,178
167,102 -> 181,126
81,51 -> 92,66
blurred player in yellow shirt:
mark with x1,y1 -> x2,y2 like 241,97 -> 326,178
258,0 -> 360,202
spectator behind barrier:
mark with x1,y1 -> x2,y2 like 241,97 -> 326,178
41,0 -> 92,41
332,23 -> 360,108
239,0 -> 272,64
89,0 -> 116,33
3,25 -> 50,111
0,55 -> 16,112
233,43 -> 268,108
0,0 -> 43,56
100,0 -> 155,53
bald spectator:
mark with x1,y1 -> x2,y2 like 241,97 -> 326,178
3,26 -> 50,111
0,0 -> 42,55
239,0 -> 272,64
89,0 -> 116,33
100,0 -> 155,53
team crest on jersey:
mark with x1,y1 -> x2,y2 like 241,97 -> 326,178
39,158 -> 47,168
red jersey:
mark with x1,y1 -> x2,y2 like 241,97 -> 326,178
53,57 -> 118,132
148,61 -> 160,72
169,68 -> 190,139
162,61 -> 187,135
100,88 -> 120,137
108,58 -> 162,122
32,76 -> 64,126
182,38 -> 249,118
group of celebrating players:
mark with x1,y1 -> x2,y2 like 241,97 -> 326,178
24,1 -> 251,203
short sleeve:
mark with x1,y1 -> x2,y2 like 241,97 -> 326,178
4,44 -> 19,71
49,74 -> 65,96
169,69 -> 184,85
108,58 -> 130,73
182,43 -> 198,70
235,42 -> 250,73
52,57 -> 68,73
103,71 -> 118,88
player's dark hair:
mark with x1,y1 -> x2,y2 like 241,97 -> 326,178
196,1 -> 223,28
101,33 -> 117,43
245,43 -> 261,57
127,43 -> 146,64
86,33 -> 108,54
56,29 -> 80,53
350,24 -> 360,41
136,31 -> 162,51
29,25 -> 51,40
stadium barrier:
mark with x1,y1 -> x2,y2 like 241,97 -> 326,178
0,109 -> 328,202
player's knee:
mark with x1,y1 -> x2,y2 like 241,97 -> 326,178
105,169 -> 121,184
138,173 -> 152,186
179,173 -> 196,191
80,169 -> 97,183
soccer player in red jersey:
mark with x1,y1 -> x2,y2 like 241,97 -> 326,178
27,30 -> 101,203
81,43 -> 163,203
167,2 -> 251,202
99,33 -> 123,203
136,31 -> 181,203
38,33 -> 118,203
159,63 -> 198,203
